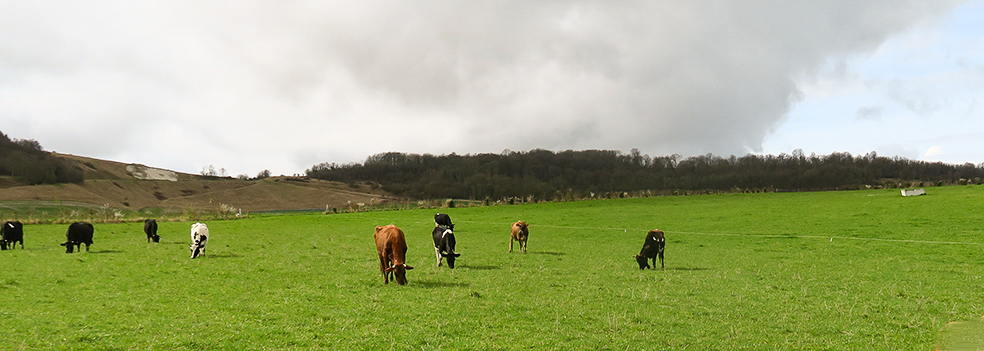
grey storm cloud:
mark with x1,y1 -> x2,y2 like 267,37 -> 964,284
0,1 -> 964,175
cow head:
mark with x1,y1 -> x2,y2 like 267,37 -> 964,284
442,251 -> 461,269
0,240 -> 8,250
151,234 -> 161,243
61,241 -> 76,253
385,263 -> 414,285
634,254 -> 650,270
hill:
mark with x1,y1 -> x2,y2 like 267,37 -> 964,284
0,153 -> 398,213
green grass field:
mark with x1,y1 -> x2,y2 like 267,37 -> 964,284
1,187 -> 983,350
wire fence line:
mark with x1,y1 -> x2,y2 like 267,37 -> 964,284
363,216 -> 984,246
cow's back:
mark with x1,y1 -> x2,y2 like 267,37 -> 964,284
2,221 -> 23,239
191,222 -> 209,238
645,230 -> 665,255
68,222 -> 94,243
511,221 -> 529,238
375,225 -> 407,259
144,219 -> 158,235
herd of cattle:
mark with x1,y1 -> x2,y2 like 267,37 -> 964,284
0,213 -> 667,285
373,213 -> 668,285
0,219 -> 210,258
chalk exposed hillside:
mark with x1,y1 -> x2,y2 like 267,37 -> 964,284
0,153 -> 397,212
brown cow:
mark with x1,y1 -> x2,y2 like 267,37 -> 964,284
373,225 -> 414,285
509,221 -> 529,253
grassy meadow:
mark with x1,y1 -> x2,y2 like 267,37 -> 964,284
1,186 -> 983,350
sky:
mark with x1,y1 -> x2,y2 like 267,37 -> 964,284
1,1 -> 982,177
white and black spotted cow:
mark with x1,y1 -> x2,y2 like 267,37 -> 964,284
190,222 -> 209,259
434,213 -> 454,231
432,226 -> 460,269
634,229 -> 665,269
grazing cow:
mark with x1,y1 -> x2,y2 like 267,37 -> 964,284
374,225 -> 414,285
634,229 -> 665,269
144,219 -> 160,243
432,226 -> 460,268
190,222 -> 209,259
61,222 -> 94,254
434,213 -> 454,231
509,221 -> 529,253
0,221 -> 24,250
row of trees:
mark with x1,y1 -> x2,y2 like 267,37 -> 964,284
0,131 -> 84,185
306,149 -> 984,200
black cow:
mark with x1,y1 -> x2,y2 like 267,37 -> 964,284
634,229 -> 665,269
432,226 -> 460,269
61,222 -> 94,253
0,221 -> 24,250
144,219 -> 160,243
434,213 -> 454,231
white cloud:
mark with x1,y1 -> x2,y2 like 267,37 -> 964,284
0,1 -> 969,175
924,145 -> 949,158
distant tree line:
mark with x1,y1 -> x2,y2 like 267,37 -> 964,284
306,149 -> 984,200
0,131 -> 84,185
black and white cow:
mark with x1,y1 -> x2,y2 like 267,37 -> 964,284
432,226 -> 460,269
634,229 -> 665,269
61,222 -> 94,253
434,213 -> 454,231
144,219 -> 160,243
190,222 -> 209,259
0,221 -> 24,250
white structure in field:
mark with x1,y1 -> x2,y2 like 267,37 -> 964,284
901,188 -> 926,197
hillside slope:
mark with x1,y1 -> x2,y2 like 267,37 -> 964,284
0,154 -> 397,212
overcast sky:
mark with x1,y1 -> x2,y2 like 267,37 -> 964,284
2,1 -> 981,177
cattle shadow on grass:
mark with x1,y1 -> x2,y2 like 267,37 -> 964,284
461,265 -> 500,270
201,253 -> 239,259
530,251 -> 565,256
414,280 -> 470,289
664,267 -> 708,271
88,250 -> 124,254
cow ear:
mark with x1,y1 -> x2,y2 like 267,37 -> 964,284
404,265 -> 414,270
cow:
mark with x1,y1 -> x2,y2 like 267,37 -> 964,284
190,222 -> 209,259
434,213 -> 454,231
432,226 -> 460,268
374,225 -> 413,285
144,219 -> 160,243
634,229 -> 665,269
0,221 -> 24,250
61,222 -> 94,253
509,221 -> 529,253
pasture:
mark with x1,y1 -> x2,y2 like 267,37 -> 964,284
1,187 -> 983,350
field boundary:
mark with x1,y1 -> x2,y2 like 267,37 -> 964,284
452,220 -> 984,246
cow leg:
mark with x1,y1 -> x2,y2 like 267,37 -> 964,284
435,247 -> 443,267
379,256 -> 390,284
509,238 -> 513,253
521,239 -> 527,253
658,251 -> 665,269
84,242 -> 90,252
